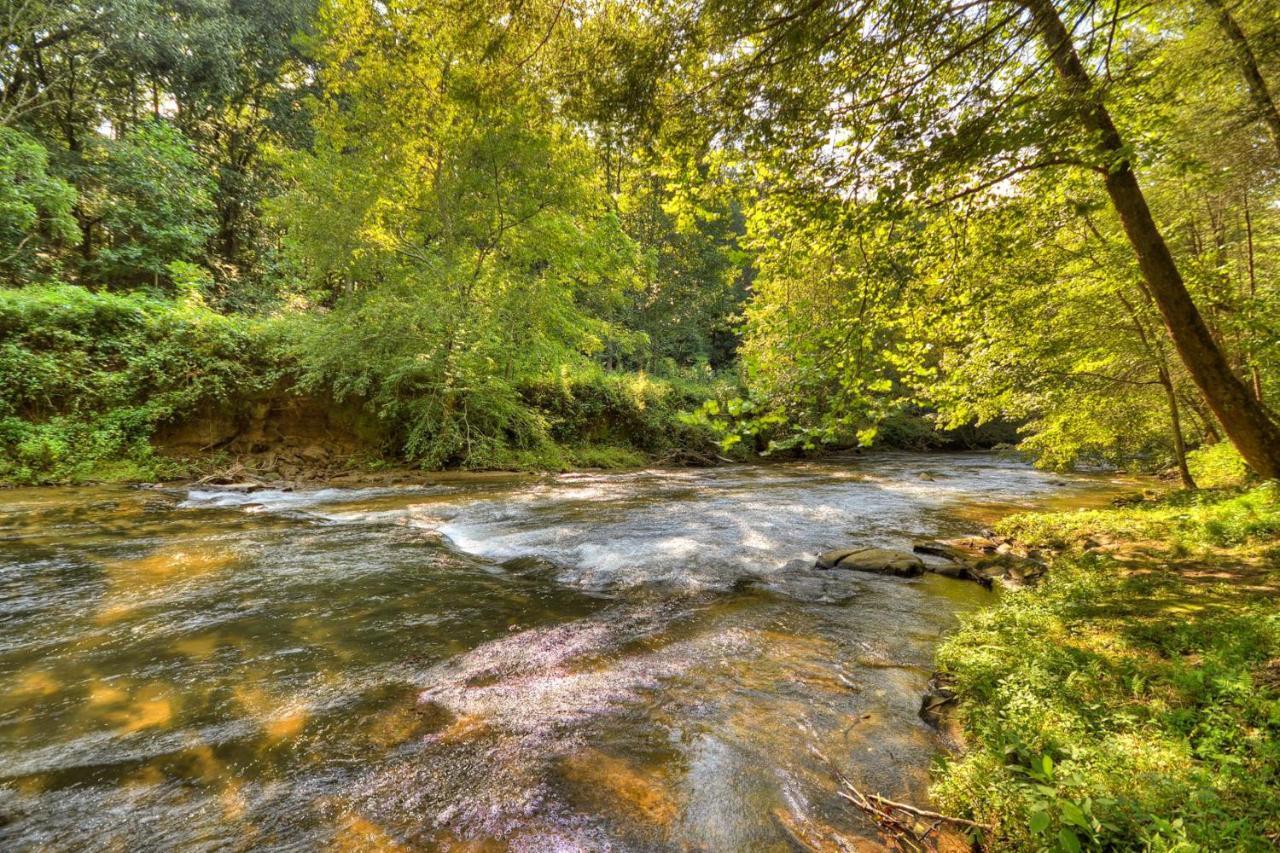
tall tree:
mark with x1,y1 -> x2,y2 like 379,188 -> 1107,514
1019,0 -> 1280,478
1203,0 -> 1280,159
635,0 -> 1280,476
279,0 -> 642,466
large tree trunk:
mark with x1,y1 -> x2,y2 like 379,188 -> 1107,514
1020,0 -> 1280,479
1204,0 -> 1280,160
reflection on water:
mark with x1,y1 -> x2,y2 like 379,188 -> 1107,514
0,452 -> 1128,850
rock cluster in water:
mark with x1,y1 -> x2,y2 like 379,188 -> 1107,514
807,536 -> 1048,590
912,535 -> 1048,588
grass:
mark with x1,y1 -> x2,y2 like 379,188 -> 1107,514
931,483 -> 1280,851
994,482 -> 1280,554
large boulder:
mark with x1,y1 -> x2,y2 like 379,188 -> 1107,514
816,547 -> 925,577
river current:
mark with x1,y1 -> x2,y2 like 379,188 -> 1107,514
0,452 -> 1126,850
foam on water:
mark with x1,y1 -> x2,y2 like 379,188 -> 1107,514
178,484 -> 448,511
180,452 -> 1094,591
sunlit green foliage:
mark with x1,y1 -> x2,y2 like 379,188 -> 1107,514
2,0 -> 1279,480
620,0 -> 1280,475
0,284 -> 281,484
1187,444 -> 1253,491
936,487 -> 1280,849
275,0 -> 654,466
997,483 -> 1280,552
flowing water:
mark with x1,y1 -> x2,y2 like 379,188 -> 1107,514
0,452 -> 1129,851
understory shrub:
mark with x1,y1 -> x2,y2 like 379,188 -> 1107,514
0,283 -> 282,483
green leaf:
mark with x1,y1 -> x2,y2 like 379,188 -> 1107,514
1056,828 -> 1081,853
1059,801 -> 1088,829
1028,809 -> 1051,835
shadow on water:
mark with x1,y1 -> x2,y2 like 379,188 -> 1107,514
0,452 -> 1131,850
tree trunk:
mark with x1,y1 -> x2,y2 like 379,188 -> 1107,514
1159,365 -> 1196,489
1020,0 -> 1280,479
1183,391 -> 1222,444
1243,192 -> 1265,404
1117,291 -> 1196,488
1204,0 -> 1280,160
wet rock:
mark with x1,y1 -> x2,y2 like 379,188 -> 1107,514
912,541 -> 975,562
300,444 -> 329,462
914,538 -> 1047,589
919,673 -> 959,731
923,561 -> 971,580
220,482 -> 267,493
815,548 -> 861,570
500,555 -> 561,577
981,554 -> 1047,588
817,547 -> 924,577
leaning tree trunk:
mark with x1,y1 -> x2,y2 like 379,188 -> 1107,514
1019,0 -> 1280,480
1204,0 -> 1280,161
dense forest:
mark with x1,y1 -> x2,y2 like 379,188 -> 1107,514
4,2 -> 1280,849
3,0 -> 1278,485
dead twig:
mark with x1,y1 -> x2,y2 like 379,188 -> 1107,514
809,745 -> 991,851
859,790 -> 989,831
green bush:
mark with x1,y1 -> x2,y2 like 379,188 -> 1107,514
1187,443 -> 1252,490
934,557 -> 1280,850
517,366 -> 723,455
0,283 -> 282,484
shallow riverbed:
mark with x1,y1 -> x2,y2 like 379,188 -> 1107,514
0,452 -> 1129,850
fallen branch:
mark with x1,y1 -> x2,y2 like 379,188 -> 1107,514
860,790 -> 989,831
810,745 -> 991,851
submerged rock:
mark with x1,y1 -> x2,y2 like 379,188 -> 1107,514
755,567 -> 863,603
815,547 -> 924,577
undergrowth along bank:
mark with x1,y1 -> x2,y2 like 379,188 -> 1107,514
0,284 -> 732,485
931,481 -> 1280,851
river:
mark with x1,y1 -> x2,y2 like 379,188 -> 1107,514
0,452 -> 1127,850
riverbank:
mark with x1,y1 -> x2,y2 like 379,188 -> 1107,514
928,483 -> 1280,849
0,284 -> 1019,489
